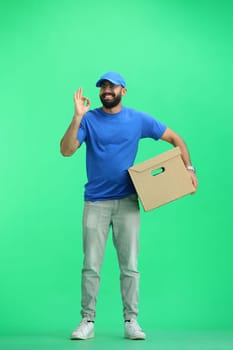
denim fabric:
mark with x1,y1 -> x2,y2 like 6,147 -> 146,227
81,194 -> 140,321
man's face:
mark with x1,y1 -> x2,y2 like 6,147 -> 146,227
99,80 -> 125,109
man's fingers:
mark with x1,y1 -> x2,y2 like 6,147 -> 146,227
74,88 -> 90,108
83,97 -> 91,107
190,173 -> 198,191
78,87 -> 83,99
74,87 -> 82,100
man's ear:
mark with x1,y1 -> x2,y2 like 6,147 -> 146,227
122,88 -> 127,96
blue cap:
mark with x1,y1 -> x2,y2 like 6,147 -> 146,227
96,71 -> 126,87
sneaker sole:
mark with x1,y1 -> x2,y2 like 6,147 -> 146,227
125,334 -> 146,340
71,332 -> 94,340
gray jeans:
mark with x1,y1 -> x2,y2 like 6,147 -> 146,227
81,194 -> 140,321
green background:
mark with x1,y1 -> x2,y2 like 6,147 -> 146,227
1,0 -> 233,337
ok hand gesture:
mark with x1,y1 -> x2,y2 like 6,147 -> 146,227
73,88 -> 91,117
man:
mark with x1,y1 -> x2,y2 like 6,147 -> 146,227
60,71 -> 198,340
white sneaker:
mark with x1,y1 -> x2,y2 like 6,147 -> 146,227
71,318 -> 94,340
124,319 -> 146,340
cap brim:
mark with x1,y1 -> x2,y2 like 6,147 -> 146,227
96,78 -> 123,87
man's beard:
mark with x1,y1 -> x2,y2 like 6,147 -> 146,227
100,92 -> 122,109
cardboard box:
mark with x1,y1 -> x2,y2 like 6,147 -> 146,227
128,147 -> 195,211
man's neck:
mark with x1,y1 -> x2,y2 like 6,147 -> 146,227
102,103 -> 123,114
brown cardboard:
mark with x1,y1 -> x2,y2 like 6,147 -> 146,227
128,147 -> 195,211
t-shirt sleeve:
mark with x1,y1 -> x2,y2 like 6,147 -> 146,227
141,112 -> 167,140
77,117 -> 87,144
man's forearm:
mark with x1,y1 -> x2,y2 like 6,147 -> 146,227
173,137 -> 192,167
161,128 -> 193,167
60,115 -> 82,156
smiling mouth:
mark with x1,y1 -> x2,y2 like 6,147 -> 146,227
102,93 -> 114,99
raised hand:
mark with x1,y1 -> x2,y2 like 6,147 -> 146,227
73,88 -> 91,117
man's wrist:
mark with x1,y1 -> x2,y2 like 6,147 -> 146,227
73,113 -> 83,119
186,165 -> 196,173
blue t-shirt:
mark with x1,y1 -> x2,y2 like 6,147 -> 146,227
77,106 -> 167,201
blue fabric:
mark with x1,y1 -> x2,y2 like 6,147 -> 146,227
77,106 -> 167,201
96,71 -> 126,87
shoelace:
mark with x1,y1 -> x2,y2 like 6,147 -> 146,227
127,320 -> 141,331
77,318 -> 92,328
